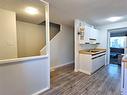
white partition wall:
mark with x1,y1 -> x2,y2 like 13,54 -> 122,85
0,0 -> 50,95
0,56 -> 49,95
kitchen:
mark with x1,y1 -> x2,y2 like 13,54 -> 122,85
75,19 -> 106,75
75,19 -> 127,95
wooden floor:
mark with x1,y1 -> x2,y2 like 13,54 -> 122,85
40,64 -> 121,95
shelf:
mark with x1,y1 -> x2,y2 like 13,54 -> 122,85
80,42 -> 100,45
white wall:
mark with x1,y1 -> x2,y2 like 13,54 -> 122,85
0,8 -> 17,60
97,21 -> 127,64
97,21 -> 127,48
50,25 -> 74,68
16,21 -> 46,57
0,56 -> 50,95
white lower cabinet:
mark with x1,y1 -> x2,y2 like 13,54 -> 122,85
92,54 -> 105,73
79,53 -> 106,75
79,54 -> 92,75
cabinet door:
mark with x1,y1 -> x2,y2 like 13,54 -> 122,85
92,55 -> 105,73
89,28 -> 96,39
94,29 -> 99,43
84,25 -> 99,43
79,54 -> 92,74
90,28 -> 100,43
84,26 -> 91,42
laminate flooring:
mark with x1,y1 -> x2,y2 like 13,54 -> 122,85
40,64 -> 121,95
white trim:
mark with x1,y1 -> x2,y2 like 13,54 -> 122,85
74,69 -> 78,72
107,31 -> 110,65
40,29 -> 62,55
79,69 -> 91,75
32,87 -> 50,95
0,55 -> 48,65
50,61 -> 74,71
40,0 -> 49,5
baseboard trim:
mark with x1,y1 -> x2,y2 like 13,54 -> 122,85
79,69 -> 91,75
74,69 -> 78,72
32,87 -> 50,95
50,61 -> 74,71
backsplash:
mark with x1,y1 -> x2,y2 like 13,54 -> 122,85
79,44 -> 98,50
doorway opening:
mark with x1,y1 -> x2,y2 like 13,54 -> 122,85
110,36 -> 125,65
108,28 -> 127,65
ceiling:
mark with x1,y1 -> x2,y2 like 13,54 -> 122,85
0,0 -> 45,24
45,0 -> 127,27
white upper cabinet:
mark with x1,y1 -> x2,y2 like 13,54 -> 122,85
90,28 -> 97,39
76,20 -> 100,44
84,25 -> 91,43
79,24 -> 99,44
90,28 -> 99,43
94,29 -> 99,43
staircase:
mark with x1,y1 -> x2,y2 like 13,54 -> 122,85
50,22 -> 61,40
40,22 -> 61,55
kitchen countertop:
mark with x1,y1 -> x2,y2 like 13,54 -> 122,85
79,48 -> 106,55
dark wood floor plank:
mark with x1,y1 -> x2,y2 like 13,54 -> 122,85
40,64 -> 121,95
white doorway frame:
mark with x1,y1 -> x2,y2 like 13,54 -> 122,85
107,27 -> 127,65
107,31 -> 111,65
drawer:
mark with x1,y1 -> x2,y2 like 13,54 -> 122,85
92,54 -> 105,73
